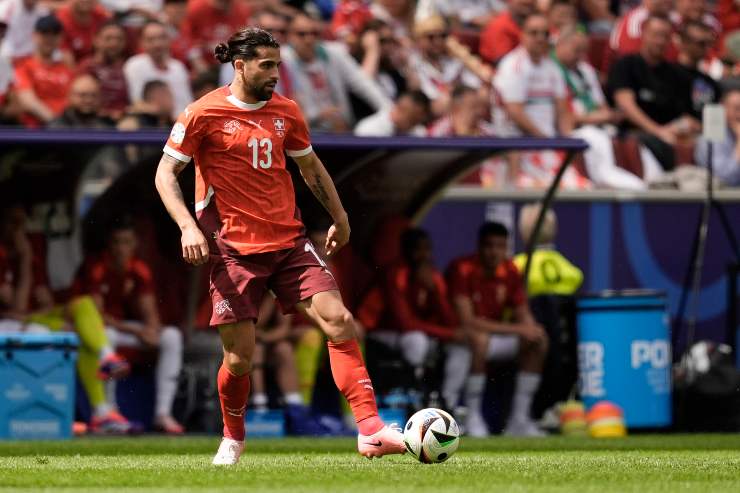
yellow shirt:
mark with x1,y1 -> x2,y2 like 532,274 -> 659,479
513,249 -> 583,296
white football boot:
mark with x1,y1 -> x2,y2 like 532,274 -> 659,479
212,437 -> 245,465
503,418 -> 547,437
464,412 -> 490,438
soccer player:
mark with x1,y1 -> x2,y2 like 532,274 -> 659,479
154,27 -> 405,465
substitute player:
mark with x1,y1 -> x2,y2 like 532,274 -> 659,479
154,27 -> 405,465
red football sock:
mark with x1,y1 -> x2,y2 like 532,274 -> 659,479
217,364 -> 250,441
327,339 -> 383,436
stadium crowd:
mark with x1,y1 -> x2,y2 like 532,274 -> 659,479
0,0 -> 739,187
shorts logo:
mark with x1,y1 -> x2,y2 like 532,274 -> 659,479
170,122 -> 186,144
273,118 -> 285,137
224,119 -> 241,134
214,299 -> 233,315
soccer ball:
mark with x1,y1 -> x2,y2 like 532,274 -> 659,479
403,408 -> 460,463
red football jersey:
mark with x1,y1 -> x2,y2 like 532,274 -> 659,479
163,87 -> 313,255
74,254 -> 155,321
447,254 -> 526,321
56,4 -> 111,61
14,56 -> 74,127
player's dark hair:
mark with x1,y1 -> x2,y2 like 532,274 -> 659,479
478,222 -> 509,244
400,228 -> 429,264
214,27 -> 280,65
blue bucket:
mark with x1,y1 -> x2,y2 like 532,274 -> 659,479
576,290 -> 672,428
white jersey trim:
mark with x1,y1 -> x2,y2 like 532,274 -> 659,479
226,94 -> 268,111
195,185 -> 215,212
163,145 -> 192,163
286,145 -> 313,158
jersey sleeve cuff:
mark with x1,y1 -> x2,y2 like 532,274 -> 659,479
285,145 -> 313,158
163,145 -> 192,163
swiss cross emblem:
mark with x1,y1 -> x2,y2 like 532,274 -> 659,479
273,118 -> 285,137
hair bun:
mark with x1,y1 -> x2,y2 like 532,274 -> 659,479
214,43 -> 231,63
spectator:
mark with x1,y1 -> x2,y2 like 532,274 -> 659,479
409,15 -> 482,116
123,20 -> 192,117
118,79 -> 175,129
479,0 -> 536,64
0,204 -> 133,434
161,0 -> 189,63
0,19 -> 16,123
547,0 -> 577,40
192,70 -> 218,100
75,220 -> 184,434
512,204 -> 583,296
77,21 -> 129,121
49,74 -> 112,127
14,14 -> 74,127
56,0 -> 111,62
371,0 -> 416,40
218,9 -> 294,98
552,25 -> 648,189
607,0 -> 675,68
694,84 -> 740,187
415,0 -> 505,29
282,13 -> 390,132
368,228 -> 465,405
671,0 -> 721,35
493,13 -> 572,138
181,0 -> 251,75
608,16 -> 696,171
447,222 -> 548,437
0,0 -> 49,62
718,0 -> 740,52
354,89 -> 430,136
676,20 -> 721,120
353,19 -> 418,101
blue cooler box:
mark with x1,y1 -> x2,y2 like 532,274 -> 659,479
576,291 -> 672,428
0,333 -> 79,440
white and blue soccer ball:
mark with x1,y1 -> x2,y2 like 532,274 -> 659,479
403,408 -> 460,463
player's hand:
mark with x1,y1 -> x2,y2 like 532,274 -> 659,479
181,224 -> 209,265
325,214 -> 350,257
515,323 -> 547,344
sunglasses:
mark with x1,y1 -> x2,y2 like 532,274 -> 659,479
686,37 -> 713,48
525,29 -> 549,38
423,32 -> 448,41
292,30 -> 321,38
380,37 -> 395,45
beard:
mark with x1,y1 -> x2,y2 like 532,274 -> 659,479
247,80 -> 276,101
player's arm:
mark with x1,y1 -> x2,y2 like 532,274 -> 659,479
293,151 -> 350,256
452,294 -> 520,335
154,153 -> 209,265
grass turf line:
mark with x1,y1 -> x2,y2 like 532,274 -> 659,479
0,434 -> 738,492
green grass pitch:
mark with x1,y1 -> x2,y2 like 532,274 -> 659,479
0,434 -> 739,492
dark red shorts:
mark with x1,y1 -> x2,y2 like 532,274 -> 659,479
209,236 -> 338,326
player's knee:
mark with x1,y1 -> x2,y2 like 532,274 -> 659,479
321,305 -> 355,340
224,352 -> 252,376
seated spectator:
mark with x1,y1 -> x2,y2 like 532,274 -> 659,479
181,0 -> 251,76
367,228 -> 465,406
124,20 -> 192,117
14,15 -> 74,127
282,13 -> 390,132
0,18 -> 17,124
250,294 -> 326,434
371,0 -> 416,40
552,25 -> 648,189
118,79 -> 175,129
676,20 -> 721,120
608,16 -> 696,171
218,9 -> 293,98
671,0 -> 721,36
77,21 -> 129,121
512,203 -> 583,296
606,0 -> 676,70
0,0 -> 49,62
0,204 -> 133,434
161,0 -> 190,64
493,14 -> 590,189
353,18 -> 419,101
49,74 -> 112,128
354,89 -> 430,136
479,0 -> 536,64
415,0 -> 504,29
56,0 -> 111,62
75,219 -> 184,434
695,83 -> 740,187
447,222 -> 548,437
192,70 -> 218,100
409,15 -> 483,116
547,0 -> 577,40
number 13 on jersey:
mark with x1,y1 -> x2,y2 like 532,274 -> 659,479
248,137 -> 273,169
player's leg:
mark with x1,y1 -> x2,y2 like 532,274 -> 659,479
296,290 -> 405,457
504,334 -> 549,437
463,330 -> 491,437
153,326 -> 184,434
250,341 -> 268,411
272,339 -> 303,406
441,343 -> 472,411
